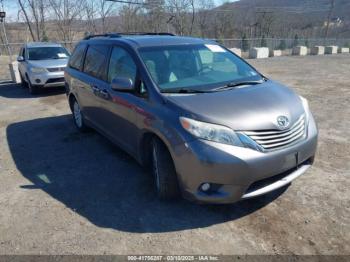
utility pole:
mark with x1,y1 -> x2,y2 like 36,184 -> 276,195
0,6 -> 13,62
324,0 -> 336,44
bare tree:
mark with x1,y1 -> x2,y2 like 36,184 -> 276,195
119,3 -> 142,33
17,0 -> 39,41
83,0 -> 98,34
48,0 -> 84,42
144,0 -> 167,32
98,0 -> 116,33
166,0 -> 193,35
324,0 -> 336,41
197,0 -> 214,37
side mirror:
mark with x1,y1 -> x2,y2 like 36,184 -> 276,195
17,56 -> 24,62
111,77 -> 134,92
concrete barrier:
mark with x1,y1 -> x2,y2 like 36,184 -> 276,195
292,46 -> 307,56
229,48 -> 242,57
249,47 -> 269,59
325,46 -> 338,54
338,47 -> 349,53
311,46 -> 325,55
269,50 -> 282,57
9,61 -> 21,84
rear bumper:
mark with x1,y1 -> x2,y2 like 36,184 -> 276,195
171,114 -> 318,204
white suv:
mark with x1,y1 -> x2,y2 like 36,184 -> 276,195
17,42 -> 70,94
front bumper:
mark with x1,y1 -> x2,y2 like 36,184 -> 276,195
28,71 -> 65,87
171,114 -> 318,204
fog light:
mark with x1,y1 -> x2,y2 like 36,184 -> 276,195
35,79 -> 41,83
200,183 -> 211,192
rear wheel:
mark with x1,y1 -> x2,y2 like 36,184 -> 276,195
152,138 -> 180,199
72,99 -> 89,132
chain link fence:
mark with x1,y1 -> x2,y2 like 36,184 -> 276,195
1,38 -> 350,57
1,38 -> 350,81
215,38 -> 350,51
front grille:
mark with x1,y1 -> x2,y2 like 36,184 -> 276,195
47,67 -> 65,72
243,114 -> 306,151
46,77 -> 65,84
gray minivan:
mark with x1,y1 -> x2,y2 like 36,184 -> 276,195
65,33 -> 318,204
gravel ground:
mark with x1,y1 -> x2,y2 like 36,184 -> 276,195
0,54 -> 349,255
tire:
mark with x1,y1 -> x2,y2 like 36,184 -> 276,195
28,80 -> 40,94
20,74 -> 28,88
72,98 -> 89,132
152,138 -> 180,199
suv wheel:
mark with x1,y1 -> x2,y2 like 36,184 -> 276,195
20,74 -> 28,88
28,79 -> 40,94
72,99 -> 88,131
152,138 -> 180,199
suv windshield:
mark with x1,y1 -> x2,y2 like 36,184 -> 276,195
28,47 -> 70,60
139,44 -> 262,92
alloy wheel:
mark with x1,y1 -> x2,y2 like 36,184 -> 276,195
73,101 -> 83,128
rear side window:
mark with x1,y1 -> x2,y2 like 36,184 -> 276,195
83,45 -> 110,80
69,44 -> 86,70
108,46 -> 137,83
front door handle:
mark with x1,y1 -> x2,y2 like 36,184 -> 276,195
100,89 -> 110,99
91,85 -> 100,94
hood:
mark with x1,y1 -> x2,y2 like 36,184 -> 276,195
28,59 -> 68,69
165,80 -> 305,131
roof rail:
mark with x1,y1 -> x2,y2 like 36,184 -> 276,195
83,32 -> 175,40
118,32 -> 176,36
83,33 -> 121,40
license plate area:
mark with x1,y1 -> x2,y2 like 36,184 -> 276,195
283,152 -> 299,170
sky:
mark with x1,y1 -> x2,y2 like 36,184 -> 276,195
1,0 -> 236,22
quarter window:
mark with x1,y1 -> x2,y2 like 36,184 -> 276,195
83,45 -> 110,80
69,44 -> 86,71
108,47 -> 137,83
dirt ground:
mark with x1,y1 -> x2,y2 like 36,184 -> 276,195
0,56 -> 12,81
0,54 -> 349,255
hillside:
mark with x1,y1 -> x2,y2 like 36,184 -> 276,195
219,0 -> 350,22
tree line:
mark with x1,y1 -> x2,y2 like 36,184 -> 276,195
2,0 -> 349,44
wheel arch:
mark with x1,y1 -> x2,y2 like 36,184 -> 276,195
68,93 -> 77,112
138,131 -> 176,169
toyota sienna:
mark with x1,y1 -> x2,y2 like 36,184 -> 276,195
65,33 -> 318,204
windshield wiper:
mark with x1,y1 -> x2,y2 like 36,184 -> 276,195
211,79 -> 265,92
162,88 -> 209,94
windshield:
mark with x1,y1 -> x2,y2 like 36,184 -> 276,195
28,47 -> 70,60
139,44 -> 262,92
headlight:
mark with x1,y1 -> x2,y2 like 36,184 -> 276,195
180,117 -> 244,147
299,96 -> 310,121
30,67 -> 47,73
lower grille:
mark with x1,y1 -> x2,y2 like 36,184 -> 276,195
245,158 -> 312,195
46,77 -> 65,84
47,67 -> 65,72
243,115 -> 306,151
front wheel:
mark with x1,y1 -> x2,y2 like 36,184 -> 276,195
72,99 -> 89,132
28,80 -> 40,94
20,74 -> 28,88
152,138 -> 180,199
